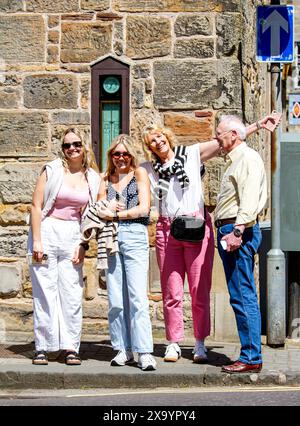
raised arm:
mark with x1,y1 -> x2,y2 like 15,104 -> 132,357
199,113 -> 279,162
245,113 -> 278,137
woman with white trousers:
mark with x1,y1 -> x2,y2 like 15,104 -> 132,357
28,128 -> 100,365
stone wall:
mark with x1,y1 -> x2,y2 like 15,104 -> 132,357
0,0 -> 269,343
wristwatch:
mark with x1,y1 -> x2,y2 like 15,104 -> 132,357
233,228 -> 242,238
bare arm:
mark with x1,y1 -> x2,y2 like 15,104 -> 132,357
97,173 -> 107,201
31,171 -> 47,262
245,114 -> 277,137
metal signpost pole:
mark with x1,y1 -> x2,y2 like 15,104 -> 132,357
267,61 -> 286,345
256,0 -> 293,345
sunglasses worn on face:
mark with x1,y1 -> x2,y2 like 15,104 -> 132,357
62,141 -> 82,150
112,151 -> 132,159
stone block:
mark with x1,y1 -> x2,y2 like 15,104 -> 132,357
113,40 -> 123,56
164,112 -> 213,142
0,112 -> 49,158
126,16 -> 171,59
52,111 -> 90,125
149,247 -> 160,294
213,60 -> 242,110
24,75 -> 78,109
201,156 -> 225,206
0,87 -> 20,108
0,0 -> 23,12
211,248 -> 227,293
61,13 -> 95,21
0,263 -> 22,298
0,163 -> 43,203
26,0 -> 79,12
174,37 -> 214,59
48,15 -> 60,28
174,14 -> 213,37
83,295 -> 108,319
47,45 -> 59,64
114,21 -> 123,40
214,292 -> 239,343
61,22 -> 112,63
154,60 -> 242,110
0,226 -> 28,257
80,77 -> 90,109
131,81 -> 144,109
83,258 -> 98,300
0,300 -> 33,333
114,0 -> 241,13
154,60 -> 218,110
216,13 -> 242,58
0,15 -> 45,63
132,63 -> 151,80
0,74 -> 22,87
0,204 -> 31,226
48,30 -> 59,44
81,0 -> 110,10
145,79 -> 152,94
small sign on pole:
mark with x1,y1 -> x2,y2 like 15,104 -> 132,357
257,5 -> 294,63
289,94 -> 300,125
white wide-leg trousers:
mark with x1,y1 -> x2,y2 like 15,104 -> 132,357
28,217 -> 83,353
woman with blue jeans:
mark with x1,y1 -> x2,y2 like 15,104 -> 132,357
98,134 -> 156,371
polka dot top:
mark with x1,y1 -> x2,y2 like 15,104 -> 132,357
107,175 -> 150,225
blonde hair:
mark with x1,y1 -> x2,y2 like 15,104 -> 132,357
105,134 -> 139,177
60,127 -> 99,172
142,125 -> 177,162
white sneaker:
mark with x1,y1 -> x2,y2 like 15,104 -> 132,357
164,343 -> 181,362
137,353 -> 157,371
110,350 -> 135,366
193,340 -> 208,363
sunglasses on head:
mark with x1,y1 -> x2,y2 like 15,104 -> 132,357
62,141 -> 82,150
112,151 -> 132,159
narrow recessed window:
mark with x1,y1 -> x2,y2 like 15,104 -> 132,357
91,57 -> 129,171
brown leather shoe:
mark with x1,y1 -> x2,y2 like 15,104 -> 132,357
221,361 -> 262,374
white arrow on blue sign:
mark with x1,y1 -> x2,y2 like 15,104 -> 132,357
257,5 -> 294,63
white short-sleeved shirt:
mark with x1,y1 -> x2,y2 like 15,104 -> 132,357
141,143 -> 204,218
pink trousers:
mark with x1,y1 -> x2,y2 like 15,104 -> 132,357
155,212 -> 214,342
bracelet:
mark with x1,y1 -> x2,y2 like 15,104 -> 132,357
256,121 -> 262,130
114,211 -> 119,221
79,242 -> 89,251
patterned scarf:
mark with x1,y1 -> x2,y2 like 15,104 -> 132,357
152,145 -> 190,200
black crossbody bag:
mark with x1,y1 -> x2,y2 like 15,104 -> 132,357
170,207 -> 206,243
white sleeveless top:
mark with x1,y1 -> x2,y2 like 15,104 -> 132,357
141,143 -> 205,218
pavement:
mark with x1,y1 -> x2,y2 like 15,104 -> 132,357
0,338 -> 300,390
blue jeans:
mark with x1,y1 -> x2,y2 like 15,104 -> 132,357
106,222 -> 153,353
217,223 -> 262,364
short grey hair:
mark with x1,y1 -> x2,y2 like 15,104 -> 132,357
219,115 -> 247,141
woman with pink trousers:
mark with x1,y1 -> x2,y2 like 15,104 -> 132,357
141,115 -> 277,363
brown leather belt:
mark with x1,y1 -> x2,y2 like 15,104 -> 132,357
214,217 -> 236,228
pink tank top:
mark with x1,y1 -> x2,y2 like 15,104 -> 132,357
48,182 -> 90,221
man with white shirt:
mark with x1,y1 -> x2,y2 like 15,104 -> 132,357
214,115 -> 267,374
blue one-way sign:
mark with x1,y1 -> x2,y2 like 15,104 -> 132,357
257,5 -> 294,63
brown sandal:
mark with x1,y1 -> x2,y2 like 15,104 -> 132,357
32,350 -> 48,365
65,351 -> 81,365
